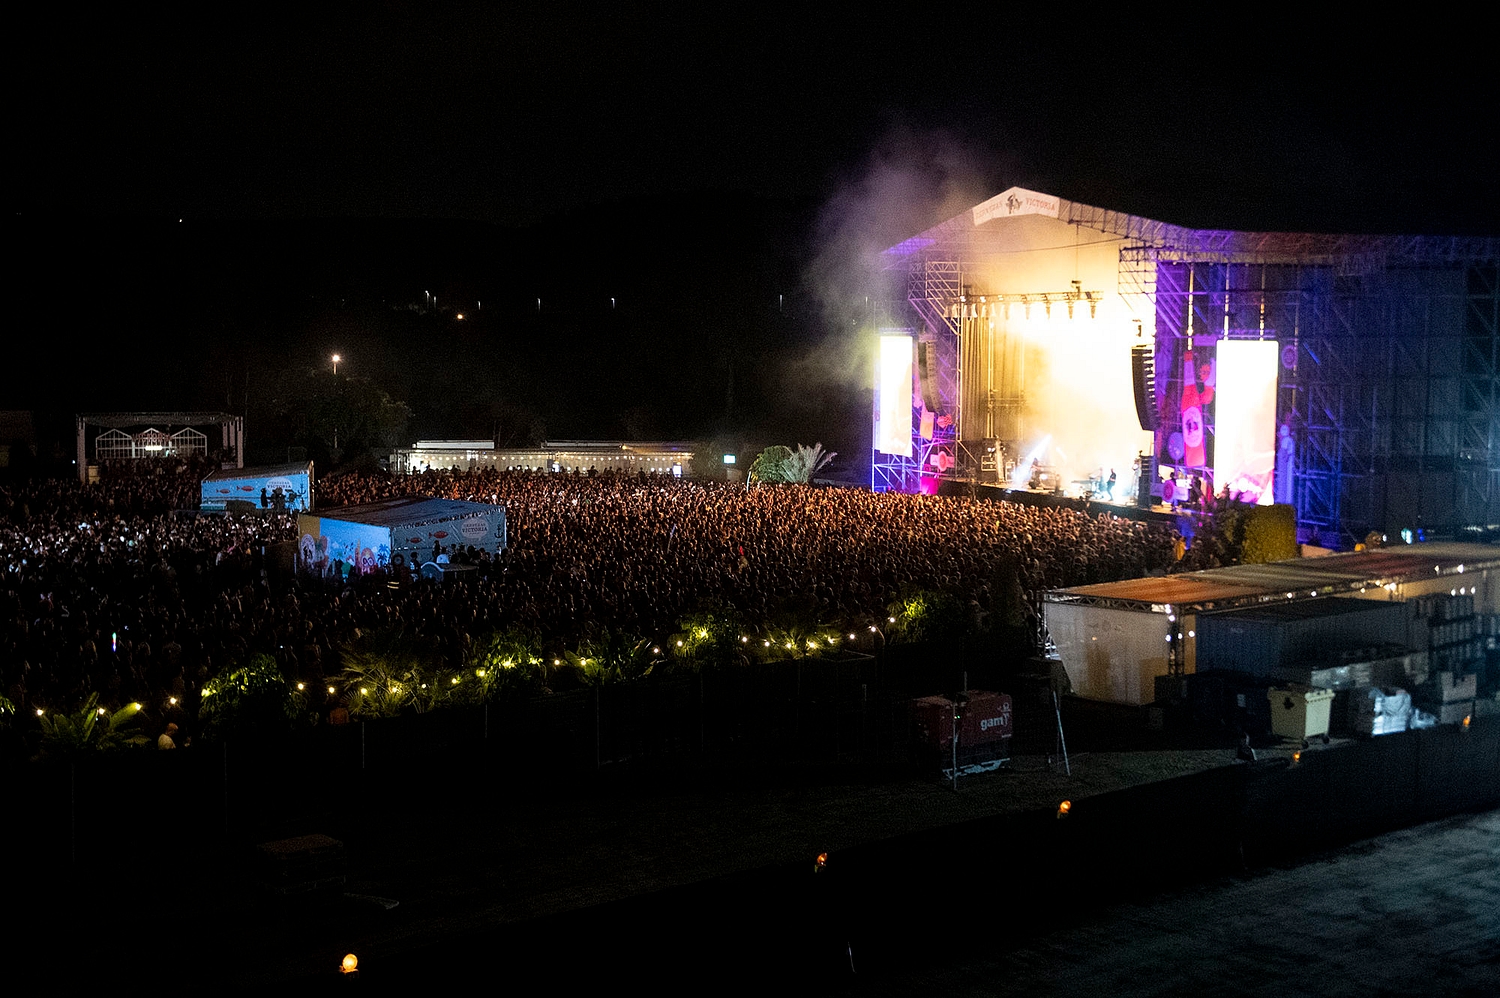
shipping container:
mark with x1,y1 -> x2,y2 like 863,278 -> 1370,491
1195,598 -> 1409,678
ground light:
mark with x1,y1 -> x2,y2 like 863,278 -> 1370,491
340,953 -> 358,975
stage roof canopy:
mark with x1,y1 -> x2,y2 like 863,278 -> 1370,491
1045,543 -> 1500,614
883,186 -> 1500,270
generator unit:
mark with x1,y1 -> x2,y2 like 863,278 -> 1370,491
911,691 -> 1012,778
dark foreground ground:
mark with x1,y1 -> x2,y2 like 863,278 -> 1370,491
14,727 -> 1498,995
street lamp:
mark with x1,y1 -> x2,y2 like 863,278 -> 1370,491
331,354 -> 341,375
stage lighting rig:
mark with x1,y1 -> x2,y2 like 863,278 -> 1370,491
947,282 -> 1103,323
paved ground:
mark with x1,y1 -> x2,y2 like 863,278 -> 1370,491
18,738 -> 1497,994
841,808 -> 1500,997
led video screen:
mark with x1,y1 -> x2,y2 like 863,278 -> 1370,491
876,334 -> 913,457
1213,339 -> 1279,505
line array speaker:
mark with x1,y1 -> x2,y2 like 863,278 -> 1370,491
918,340 -> 942,412
1131,344 -> 1157,431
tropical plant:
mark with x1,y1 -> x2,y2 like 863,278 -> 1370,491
567,630 -> 658,686
885,587 -> 968,645
757,621 -> 845,660
748,445 -> 794,484
781,443 -> 837,484
199,653 -> 306,737
467,627 -> 548,700
35,694 -> 149,760
339,626 -> 440,718
669,605 -> 748,669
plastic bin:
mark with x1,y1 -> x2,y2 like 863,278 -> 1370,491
1268,684 -> 1336,746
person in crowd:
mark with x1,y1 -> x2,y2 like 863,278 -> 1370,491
0,460 -> 1180,715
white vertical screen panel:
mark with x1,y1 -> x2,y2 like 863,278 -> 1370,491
1214,340 -> 1279,505
876,335 -> 914,457
1046,603 -> 1172,705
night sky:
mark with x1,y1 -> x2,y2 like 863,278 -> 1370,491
12,8 -> 1498,464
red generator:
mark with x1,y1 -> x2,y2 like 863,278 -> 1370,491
910,691 -> 1013,778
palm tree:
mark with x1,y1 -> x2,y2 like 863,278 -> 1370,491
782,443 -> 837,484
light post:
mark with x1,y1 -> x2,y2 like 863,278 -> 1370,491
331,354 -> 341,376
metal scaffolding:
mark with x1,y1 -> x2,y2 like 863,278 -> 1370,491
1148,258 -> 1499,544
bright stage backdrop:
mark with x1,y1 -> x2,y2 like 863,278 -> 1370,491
1213,339 -> 1279,504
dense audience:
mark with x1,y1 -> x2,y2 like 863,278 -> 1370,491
2,461 -> 1180,723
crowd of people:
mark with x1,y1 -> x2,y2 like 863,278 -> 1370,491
2,461 -> 1183,737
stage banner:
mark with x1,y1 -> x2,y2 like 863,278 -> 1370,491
1213,339 -> 1278,504
972,186 -> 1061,224
876,334 -> 914,457
1179,344 -> 1216,469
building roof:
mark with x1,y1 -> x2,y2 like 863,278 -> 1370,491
311,496 -> 503,529
78,412 -> 241,428
1045,543 -> 1500,613
202,462 -> 311,482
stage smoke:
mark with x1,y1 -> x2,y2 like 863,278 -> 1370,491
807,126 -> 1002,345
